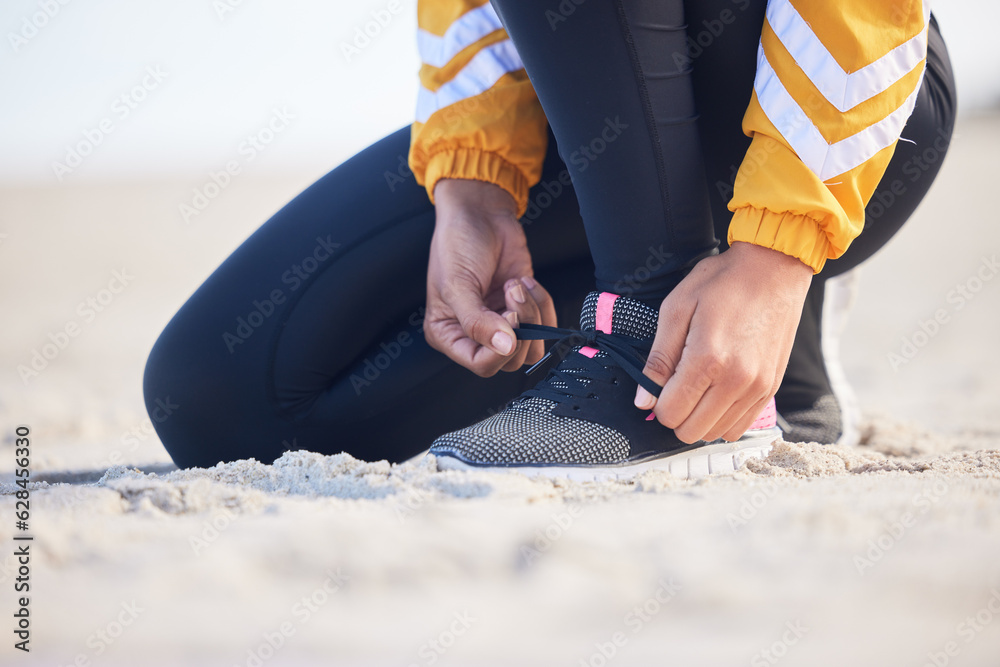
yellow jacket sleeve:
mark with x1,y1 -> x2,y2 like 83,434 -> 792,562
728,0 -> 931,273
409,0 -> 548,217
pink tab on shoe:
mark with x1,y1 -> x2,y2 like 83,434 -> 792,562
578,346 -> 599,358
595,292 -> 619,334
750,397 -> 777,430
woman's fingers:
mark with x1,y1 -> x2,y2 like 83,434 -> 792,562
521,276 -> 557,327
720,394 -> 774,443
499,310 -> 529,372
499,279 -> 540,371
424,314 -> 510,377
636,290 -> 695,413
447,281 -> 516,357
520,276 -> 555,366
425,274 -> 517,377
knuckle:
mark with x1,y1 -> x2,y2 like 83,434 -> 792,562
464,316 -> 489,344
670,358 -> 713,398
472,362 -> 498,378
423,327 -> 444,351
694,354 -> 726,381
644,350 -> 675,380
653,403 -> 680,429
426,337 -> 444,354
440,274 -> 478,304
519,302 -> 541,324
673,424 -> 699,444
770,375 -> 783,397
748,375 -> 770,396
728,364 -> 758,390
437,281 -> 460,305
655,404 -> 683,430
538,291 -> 553,309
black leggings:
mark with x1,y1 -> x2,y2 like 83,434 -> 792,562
144,2 -> 955,468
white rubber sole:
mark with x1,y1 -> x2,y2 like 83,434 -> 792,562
822,270 -> 862,447
433,427 -> 781,482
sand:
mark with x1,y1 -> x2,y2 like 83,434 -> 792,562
1,115 -> 1000,665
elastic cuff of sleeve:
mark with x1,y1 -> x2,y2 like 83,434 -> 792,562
424,149 -> 530,217
728,206 -> 831,274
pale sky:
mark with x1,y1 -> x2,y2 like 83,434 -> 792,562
0,0 -> 995,184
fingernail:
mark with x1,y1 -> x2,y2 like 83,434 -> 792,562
521,276 -> 537,290
504,310 -> 519,327
634,386 -> 655,410
510,284 -> 526,304
492,331 -> 514,355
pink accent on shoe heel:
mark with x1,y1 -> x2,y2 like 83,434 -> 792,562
750,398 -> 777,430
595,292 -> 619,334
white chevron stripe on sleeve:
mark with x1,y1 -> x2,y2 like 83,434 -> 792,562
415,39 -> 524,124
753,44 -> 925,181
766,0 -> 929,112
417,3 -> 505,69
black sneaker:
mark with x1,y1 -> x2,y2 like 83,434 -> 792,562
776,270 -> 860,446
430,292 -> 780,480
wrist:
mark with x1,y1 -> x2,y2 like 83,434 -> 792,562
727,241 -> 813,290
433,178 -> 518,220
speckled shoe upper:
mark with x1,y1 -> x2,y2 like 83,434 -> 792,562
432,290 -> 773,470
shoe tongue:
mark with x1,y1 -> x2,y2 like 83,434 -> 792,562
579,291 -> 658,339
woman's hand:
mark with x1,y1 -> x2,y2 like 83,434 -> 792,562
424,178 -> 557,377
635,242 -> 813,443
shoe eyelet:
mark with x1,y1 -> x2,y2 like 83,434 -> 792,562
611,378 -> 619,385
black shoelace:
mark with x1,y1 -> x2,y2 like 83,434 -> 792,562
514,323 -> 663,405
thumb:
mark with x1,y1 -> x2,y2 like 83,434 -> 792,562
448,281 -> 517,356
635,294 -> 694,409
